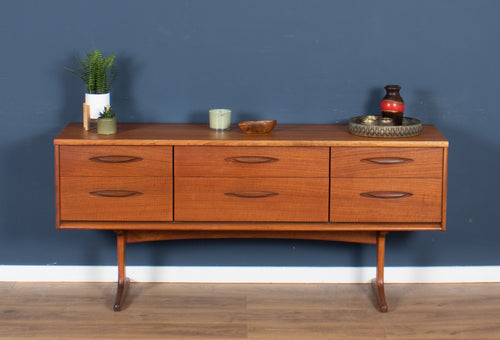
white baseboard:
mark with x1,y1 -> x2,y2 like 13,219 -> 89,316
1,265 -> 499,283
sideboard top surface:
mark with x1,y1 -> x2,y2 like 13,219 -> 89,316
54,123 -> 448,147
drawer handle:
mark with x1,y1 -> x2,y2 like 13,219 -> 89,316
90,190 -> 143,198
225,191 -> 279,199
360,191 -> 413,199
361,157 -> 414,165
224,156 -> 279,164
89,155 -> 143,163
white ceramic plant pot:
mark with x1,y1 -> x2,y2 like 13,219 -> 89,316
85,93 -> 110,119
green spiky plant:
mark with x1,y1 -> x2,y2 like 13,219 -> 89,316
66,48 -> 117,94
99,106 -> 116,119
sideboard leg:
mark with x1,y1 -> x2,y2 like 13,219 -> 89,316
372,231 -> 388,312
113,231 -> 129,312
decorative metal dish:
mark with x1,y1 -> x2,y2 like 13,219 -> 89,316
349,115 -> 422,138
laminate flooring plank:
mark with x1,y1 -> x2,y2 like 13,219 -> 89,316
1,282 -> 499,339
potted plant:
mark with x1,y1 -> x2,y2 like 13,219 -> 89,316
97,106 -> 117,135
66,48 -> 117,119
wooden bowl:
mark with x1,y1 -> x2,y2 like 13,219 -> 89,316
238,120 -> 277,134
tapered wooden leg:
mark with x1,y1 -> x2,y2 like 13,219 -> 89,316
113,231 -> 129,312
371,231 -> 388,312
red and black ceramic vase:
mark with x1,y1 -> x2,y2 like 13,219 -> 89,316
381,85 -> 405,125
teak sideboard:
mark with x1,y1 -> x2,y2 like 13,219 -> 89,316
54,123 -> 449,312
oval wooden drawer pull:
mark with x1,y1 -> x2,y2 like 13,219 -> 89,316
361,157 -> 414,165
90,190 -> 143,198
360,191 -> 413,199
89,155 -> 143,163
224,156 -> 279,164
225,191 -> 279,199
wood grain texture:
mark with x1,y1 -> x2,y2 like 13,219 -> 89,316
331,147 -> 444,178
54,123 -> 449,147
1,282 -> 499,339
174,146 -> 329,177
238,120 -> 276,133
57,221 -> 444,231
122,230 -> 378,244
60,145 -> 172,177
53,124 -> 450,313
54,123 -> 448,231
60,177 -> 173,221
54,145 -> 61,228
174,177 -> 329,222
331,178 -> 442,223
441,147 -> 449,231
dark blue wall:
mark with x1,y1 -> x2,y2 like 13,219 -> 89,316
1,0 -> 499,267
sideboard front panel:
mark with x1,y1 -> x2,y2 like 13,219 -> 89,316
175,177 -> 329,222
174,146 -> 329,178
54,124 -> 448,231
331,178 -> 442,223
60,145 -> 172,177
60,177 -> 173,221
174,146 -> 330,222
58,145 -> 173,222
331,147 -> 443,178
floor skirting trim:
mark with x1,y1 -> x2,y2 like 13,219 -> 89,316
1,265 -> 499,283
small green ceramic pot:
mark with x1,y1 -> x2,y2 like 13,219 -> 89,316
97,117 -> 117,135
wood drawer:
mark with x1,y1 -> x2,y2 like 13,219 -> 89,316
175,177 -> 329,222
174,146 -> 329,177
60,177 -> 173,221
60,146 -> 172,177
331,147 -> 443,178
331,178 -> 442,223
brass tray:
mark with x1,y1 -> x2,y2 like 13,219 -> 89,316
349,116 -> 422,138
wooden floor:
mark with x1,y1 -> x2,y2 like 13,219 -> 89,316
1,282 -> 499,339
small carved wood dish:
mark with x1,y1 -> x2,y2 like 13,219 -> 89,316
349,116 -> 422,138
238,120 -> 277,134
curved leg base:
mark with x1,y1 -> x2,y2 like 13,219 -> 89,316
113,277 -> 130,312
371,278 -> 388,313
